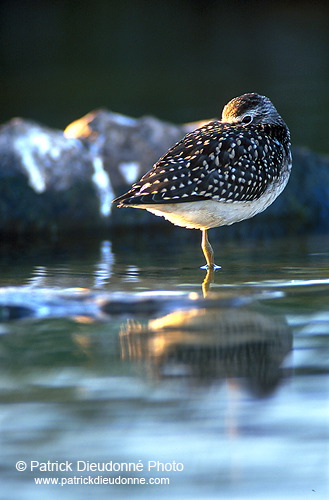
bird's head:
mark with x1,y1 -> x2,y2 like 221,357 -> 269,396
222,93 -> 285,127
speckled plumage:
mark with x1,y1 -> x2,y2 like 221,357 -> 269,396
113,93 -> 292,268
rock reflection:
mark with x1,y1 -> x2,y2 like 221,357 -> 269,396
120,306 -> 292,397
25,239 -> 115,289
93,240 -> 115,288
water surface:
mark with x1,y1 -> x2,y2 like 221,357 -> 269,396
0,228 -> 328,499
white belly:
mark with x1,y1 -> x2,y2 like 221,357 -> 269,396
130,177 -> 289,230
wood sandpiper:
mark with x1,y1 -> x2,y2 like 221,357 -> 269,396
113,93 -> 292,271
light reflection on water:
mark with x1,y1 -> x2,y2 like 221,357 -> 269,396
0,229 -> 328,499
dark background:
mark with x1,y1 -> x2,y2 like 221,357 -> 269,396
1,0 -> 329,152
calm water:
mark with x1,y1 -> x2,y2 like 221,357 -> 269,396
0,227 -> 328,500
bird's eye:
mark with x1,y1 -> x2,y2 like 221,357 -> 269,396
241,115 -> 253,125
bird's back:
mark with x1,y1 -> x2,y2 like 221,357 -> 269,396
114,119 -> 291,207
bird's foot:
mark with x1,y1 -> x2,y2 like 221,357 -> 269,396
200,264 -> 221,270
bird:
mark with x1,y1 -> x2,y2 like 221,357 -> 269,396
113,93 -> 292,270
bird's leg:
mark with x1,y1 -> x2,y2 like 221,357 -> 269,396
201,229 -> 215,268
201,230 -> 216,296
200,228 -> 220,296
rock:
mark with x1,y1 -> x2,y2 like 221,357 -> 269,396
65,110 -> 189,227
0,286 -> 255,321
65,109 -> 187,194
0,110 -> 328,234
0,118 -> 99,233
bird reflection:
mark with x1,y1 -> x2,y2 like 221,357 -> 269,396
120,305 -> 292,397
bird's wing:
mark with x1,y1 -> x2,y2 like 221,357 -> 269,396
114,121 -> 285,205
